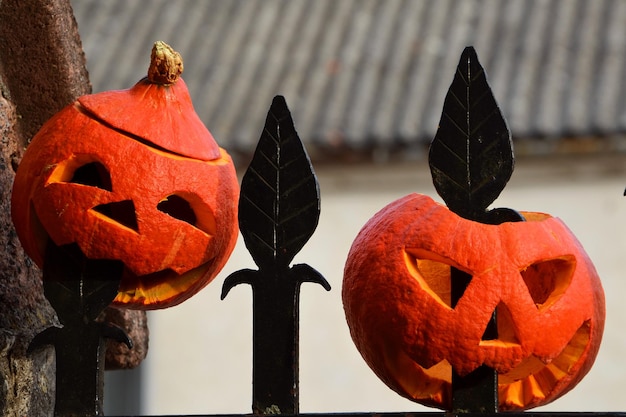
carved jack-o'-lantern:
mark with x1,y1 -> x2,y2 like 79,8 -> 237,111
12,42 -> 239,309
343,193 -> 605,411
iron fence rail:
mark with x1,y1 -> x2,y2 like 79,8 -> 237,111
30,47 -> 615,417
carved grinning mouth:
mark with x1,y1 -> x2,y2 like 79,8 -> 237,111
113,260 -> 214,308
396,249 -> 591,408
386,320 -> 592,410
498,320 -> 591,408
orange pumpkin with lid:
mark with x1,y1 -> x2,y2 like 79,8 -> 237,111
11,41 -> 239,309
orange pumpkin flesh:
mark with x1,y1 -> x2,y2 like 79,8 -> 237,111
11,41 -> 239,309
343,193 -> 605,411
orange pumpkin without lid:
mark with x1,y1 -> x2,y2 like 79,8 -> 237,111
343,193 -> 605,411
11,41 -> 239,309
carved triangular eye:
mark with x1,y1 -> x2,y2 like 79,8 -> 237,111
520,256 -> 576,311
48,158 -> 113,191
158,195 -> 196,226
68,161 -> 112,191
404,249 -> 458,308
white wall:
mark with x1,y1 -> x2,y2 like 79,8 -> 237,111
132,153 -> 626,415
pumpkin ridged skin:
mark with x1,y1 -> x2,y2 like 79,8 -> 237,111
78,77 -> 220,162
11,42 -> 239,309
342,193 -> 605,411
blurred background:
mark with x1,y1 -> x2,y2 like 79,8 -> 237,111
69,0 -> 626,414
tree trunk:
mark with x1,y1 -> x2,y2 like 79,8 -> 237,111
0,1 -> 147,415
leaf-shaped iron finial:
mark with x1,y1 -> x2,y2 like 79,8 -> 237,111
29,242 -> 131,417
221,96 -> 330,414
429,46 -> 515,222
237,95 -> 321,272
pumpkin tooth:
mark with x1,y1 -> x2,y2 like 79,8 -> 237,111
532,364 -> 561,395
522,375 -> 546,407
550,320 -> 591,373
498,382 -> 522,409
498,375 -> 546,411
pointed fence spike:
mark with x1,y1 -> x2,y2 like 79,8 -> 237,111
222,96 -> 329,414
238,94 -> 321,273
429,46 -> 514,221
429,46 -> 525,413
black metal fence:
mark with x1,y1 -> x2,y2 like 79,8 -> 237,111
26,47 -> 623,417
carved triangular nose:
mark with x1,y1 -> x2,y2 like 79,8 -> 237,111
481,309 -> 498,341
93,200 -> 138,232
481,302 -> 520,345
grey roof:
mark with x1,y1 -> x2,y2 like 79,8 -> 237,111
70,0 -> 626,161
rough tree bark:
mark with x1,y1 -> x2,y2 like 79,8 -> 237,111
0,0 -> 148,415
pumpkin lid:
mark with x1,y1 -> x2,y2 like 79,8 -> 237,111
78,41 -> 220,161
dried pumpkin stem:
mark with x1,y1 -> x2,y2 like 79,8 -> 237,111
147,41 -> 183,85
